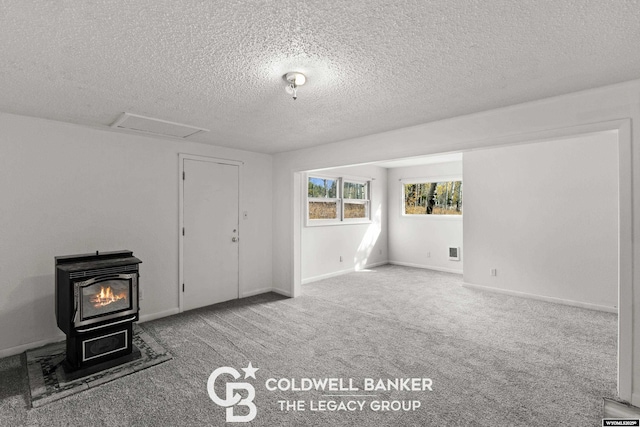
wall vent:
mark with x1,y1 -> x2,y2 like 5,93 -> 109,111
110,113 -> 209,139
449,247 -> 460,261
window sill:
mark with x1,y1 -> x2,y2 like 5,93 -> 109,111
306,219 -> 372,227
401,214 -> 463,220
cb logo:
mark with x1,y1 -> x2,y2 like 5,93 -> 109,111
207,365 -> 258,422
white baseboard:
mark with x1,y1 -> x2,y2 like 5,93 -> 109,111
606,397 -> 640,417
139,307 -> 180,323
302,268 -> 357,285
389,261 -> 463,275
243,286 -> 293,297
242,287 -> 294,298
462,282 -> 617,313
302,261 -> 389,285
632,393 -> 640,408
242,287 -> 275,298
0,333 -> 65,359
362,261 -> 389,269
271,288 -> 292,297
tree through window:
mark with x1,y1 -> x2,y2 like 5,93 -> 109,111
307,176 -> 371,223
403,181 -> 462,215
308,177 -> 339,220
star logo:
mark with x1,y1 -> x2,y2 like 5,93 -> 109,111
242,362 -> 259,379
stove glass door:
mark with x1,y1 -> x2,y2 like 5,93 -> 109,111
77,274 -> 137,322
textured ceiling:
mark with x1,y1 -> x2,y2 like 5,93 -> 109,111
1,1 -> 639,154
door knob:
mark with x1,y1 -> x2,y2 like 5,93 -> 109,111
232,237 -> 238,242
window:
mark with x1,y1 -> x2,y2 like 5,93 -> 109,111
308,177 -> 339,220
343,180 -> 369,220
403,180 -> 462,215
307,176 -> 371,224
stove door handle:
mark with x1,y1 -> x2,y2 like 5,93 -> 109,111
75,315 -> 137,333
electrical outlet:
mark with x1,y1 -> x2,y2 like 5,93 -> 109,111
427,252 -> 431,258
379,249 -> 382,255
340,256 -> 343,262
490,268 -> 497,276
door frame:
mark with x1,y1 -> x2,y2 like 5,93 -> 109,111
178,153 -> 244,313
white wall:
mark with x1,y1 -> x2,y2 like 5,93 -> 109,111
0,112 -> 273,356
301,164 -> 387,283
387,161 -> 463,273
272,79 -> 638,404
463,131 -> 618,310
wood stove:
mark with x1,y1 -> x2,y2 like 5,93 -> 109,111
55,250 -> 142,378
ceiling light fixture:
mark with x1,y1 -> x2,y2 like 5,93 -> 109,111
284,72 -> 306,100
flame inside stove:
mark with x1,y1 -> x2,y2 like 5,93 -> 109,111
90,286 -> 127,308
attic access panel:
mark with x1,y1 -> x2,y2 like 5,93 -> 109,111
111,113 -> 209,139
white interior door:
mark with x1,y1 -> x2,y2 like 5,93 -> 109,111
182,158 -> 239,311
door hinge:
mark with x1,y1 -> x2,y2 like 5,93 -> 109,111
182,171 -> 185,180
182,227 -> 185,236
182,283 -> 185,292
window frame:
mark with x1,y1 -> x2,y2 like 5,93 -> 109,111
400,175 -> 463,219
306,174 -> 372,226
307,175 -> 341,224
342,178 -> 371,223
